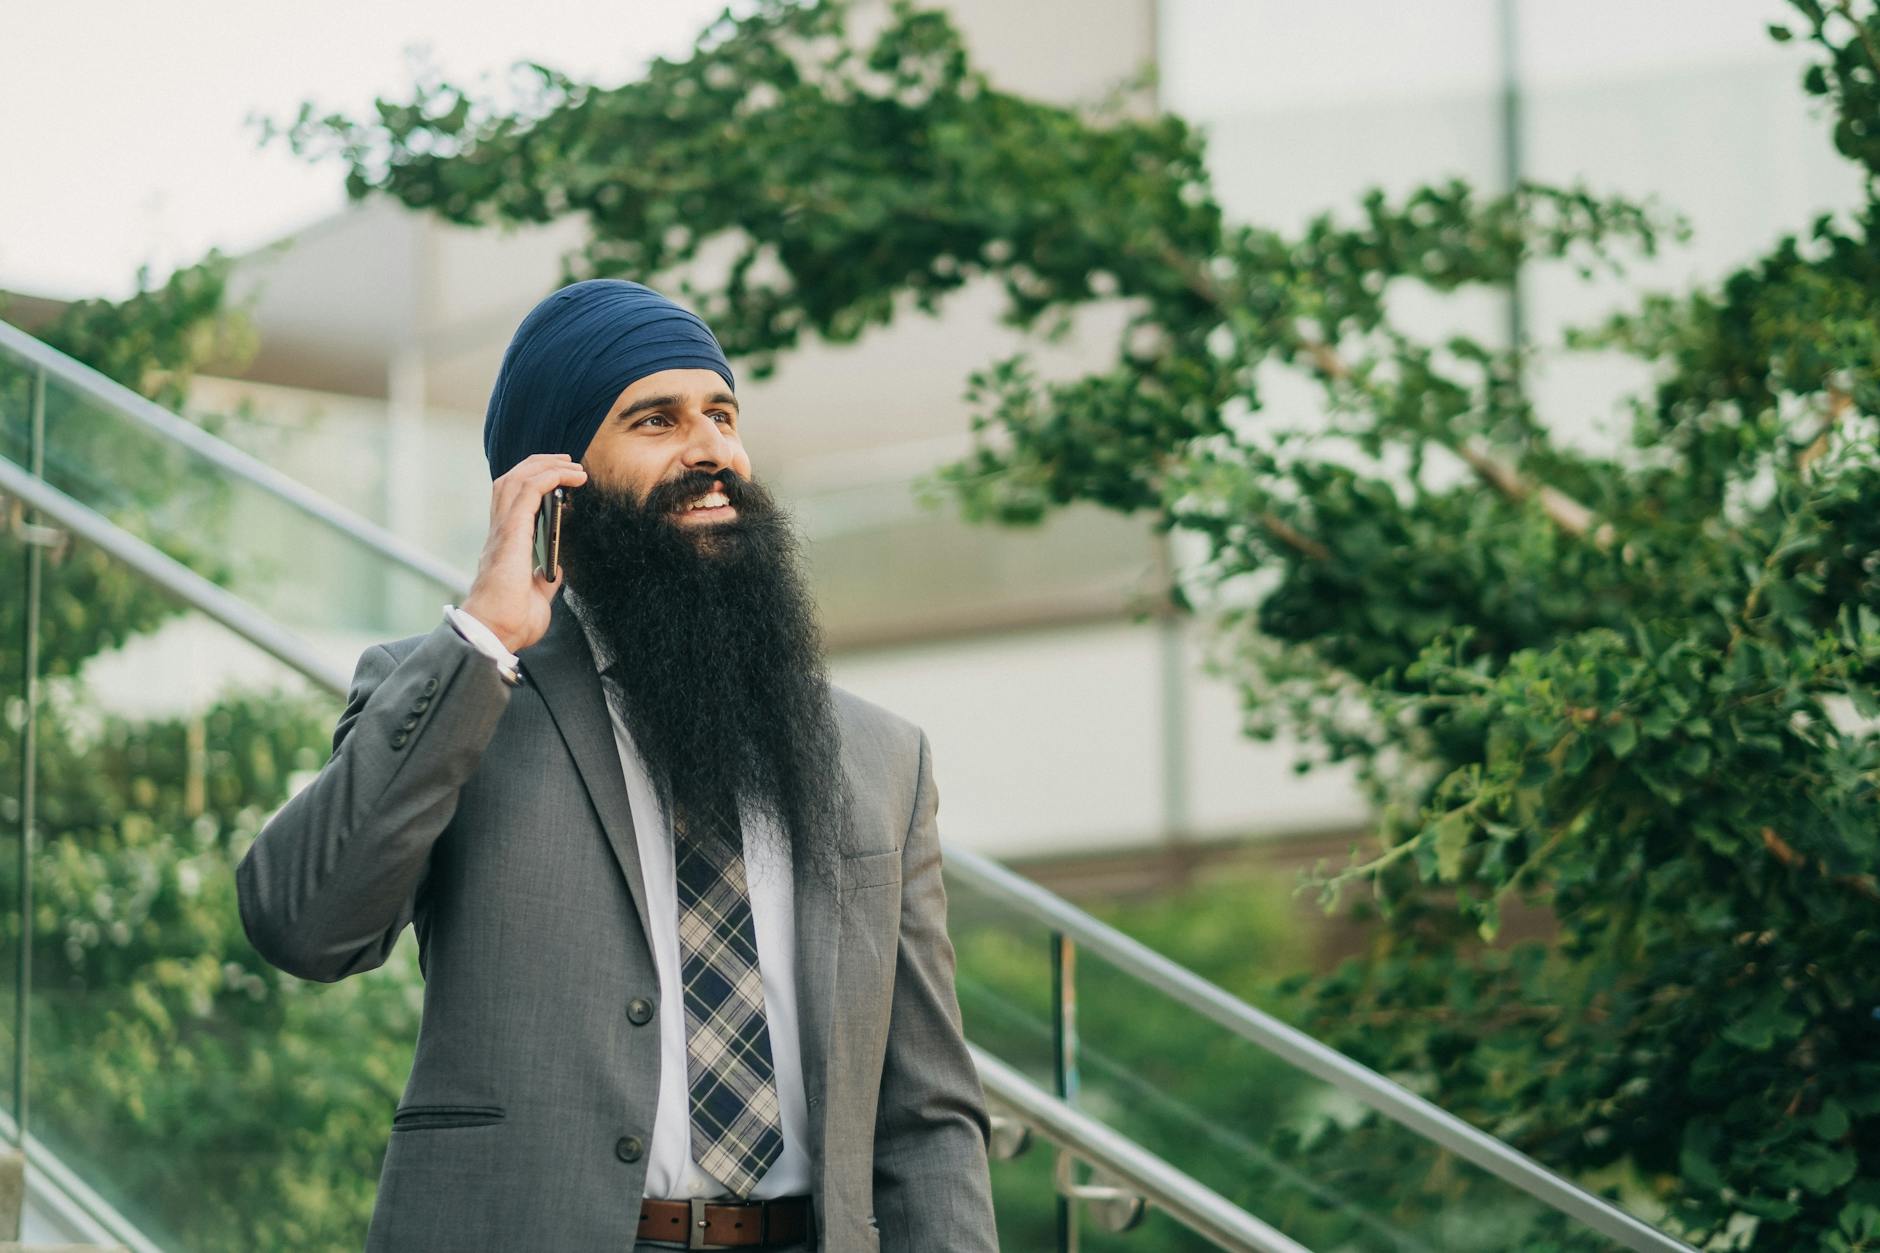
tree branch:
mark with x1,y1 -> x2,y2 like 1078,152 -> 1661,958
1761,826 -> 1880,903
1298,335 -> 1616,548
1453,442 -> 1616,548
1259,511 -> 1332,561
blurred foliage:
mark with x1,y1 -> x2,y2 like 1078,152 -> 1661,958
0,637 -> 410,1250
1,256 -> 408,1249
268,0 -> 1880,1246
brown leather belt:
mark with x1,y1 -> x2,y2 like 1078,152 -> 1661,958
636,1195 -> 811,1249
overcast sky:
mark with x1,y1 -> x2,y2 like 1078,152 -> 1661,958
2,0 -> 733,302
3,0 -> 1811,305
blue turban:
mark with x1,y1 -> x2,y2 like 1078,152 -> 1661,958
482,278 -> 736,480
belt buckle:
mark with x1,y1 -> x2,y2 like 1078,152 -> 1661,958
687,1196 -> 725,1251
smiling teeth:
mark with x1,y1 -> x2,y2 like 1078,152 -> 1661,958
687,492 -> 729,510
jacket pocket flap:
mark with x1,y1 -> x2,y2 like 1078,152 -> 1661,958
840,848 -> 902,890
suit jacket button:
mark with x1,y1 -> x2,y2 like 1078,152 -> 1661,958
413,695 -> 431,712
401,713 -> 420,730
391,731 -> 409,749
627,997 -> 655,1025
615,1135 -> 644,1163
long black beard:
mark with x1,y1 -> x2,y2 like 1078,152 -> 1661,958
558,466 -> 848,888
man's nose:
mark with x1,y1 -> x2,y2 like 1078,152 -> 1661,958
678,414 -> 734,468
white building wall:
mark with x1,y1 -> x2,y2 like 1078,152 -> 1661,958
830,616 -> 1369,858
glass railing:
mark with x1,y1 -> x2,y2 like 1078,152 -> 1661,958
1,523 -> 389,1250
942,853 -> 1695,1252
0,329 -> 1273,1250
0,325 -> 465,670
0,320 -> 1696,1251
0,325 -> 462,1249
1069,940 -> 1561,1250
2,462 -> 1281,1252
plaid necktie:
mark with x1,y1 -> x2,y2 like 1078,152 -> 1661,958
673,808 -> 785,1198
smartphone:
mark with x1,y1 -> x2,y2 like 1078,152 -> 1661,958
534,486 -> 569,582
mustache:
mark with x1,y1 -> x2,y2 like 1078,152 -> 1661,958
640,466 -> 765,516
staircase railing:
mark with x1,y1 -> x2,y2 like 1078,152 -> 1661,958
0,320 -> 464,596
0,320 -> 1699,1251
3,420 -> 1309,1252
944,844 -> 1689,1252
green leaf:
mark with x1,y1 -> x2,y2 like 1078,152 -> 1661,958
1673,741 -> 1712,776
1721,997 -> 1807,1051
1431,810 -> 1473,881
1680,1120 -> 1726,1192
1787,1141 -> 1858,1196
1852,685 -> 1880,719
1834,1200 -> 1880,1246
1640,704 -> 1679,739
1814,1099 -> 1850,1141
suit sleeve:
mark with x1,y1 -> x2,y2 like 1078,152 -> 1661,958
871,729 -> 1000,1251
235,616 -> 515,983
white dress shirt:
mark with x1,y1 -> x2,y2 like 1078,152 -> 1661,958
441,598 -> 813,1200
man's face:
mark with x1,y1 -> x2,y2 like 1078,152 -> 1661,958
579,367 -> 753,528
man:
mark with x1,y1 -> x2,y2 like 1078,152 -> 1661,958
235,279 -> 1000,1251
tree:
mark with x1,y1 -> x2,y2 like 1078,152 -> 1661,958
270,2 -> 1880,1245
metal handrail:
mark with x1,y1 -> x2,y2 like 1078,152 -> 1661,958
969,1046 -> 1308,1253
956,980 -> 1441,1252
0,326 -> 1691,1249
0,318 -> 469,597
0,455 -> 1295,1251
0,458 -> 352,694
943,845 -> 1693,1252
0,1110 -> 157,1253
6,446 -> 1690,1252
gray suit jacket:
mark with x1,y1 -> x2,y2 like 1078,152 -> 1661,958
235,586 -> 999,1251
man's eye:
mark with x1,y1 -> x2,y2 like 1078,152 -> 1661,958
636,414 -> 670,428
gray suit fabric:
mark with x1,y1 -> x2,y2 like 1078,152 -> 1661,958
235,586 -> 999,1251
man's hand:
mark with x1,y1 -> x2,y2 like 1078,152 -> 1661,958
460,452 -> 588,653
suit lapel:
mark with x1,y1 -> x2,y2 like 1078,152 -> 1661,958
792,827 -> 841,1222
792,709 -> 860,1197
516,585 -> 654,950
793,838 -> 840,1116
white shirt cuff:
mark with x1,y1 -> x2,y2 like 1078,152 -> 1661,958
443,604 -> 521,684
